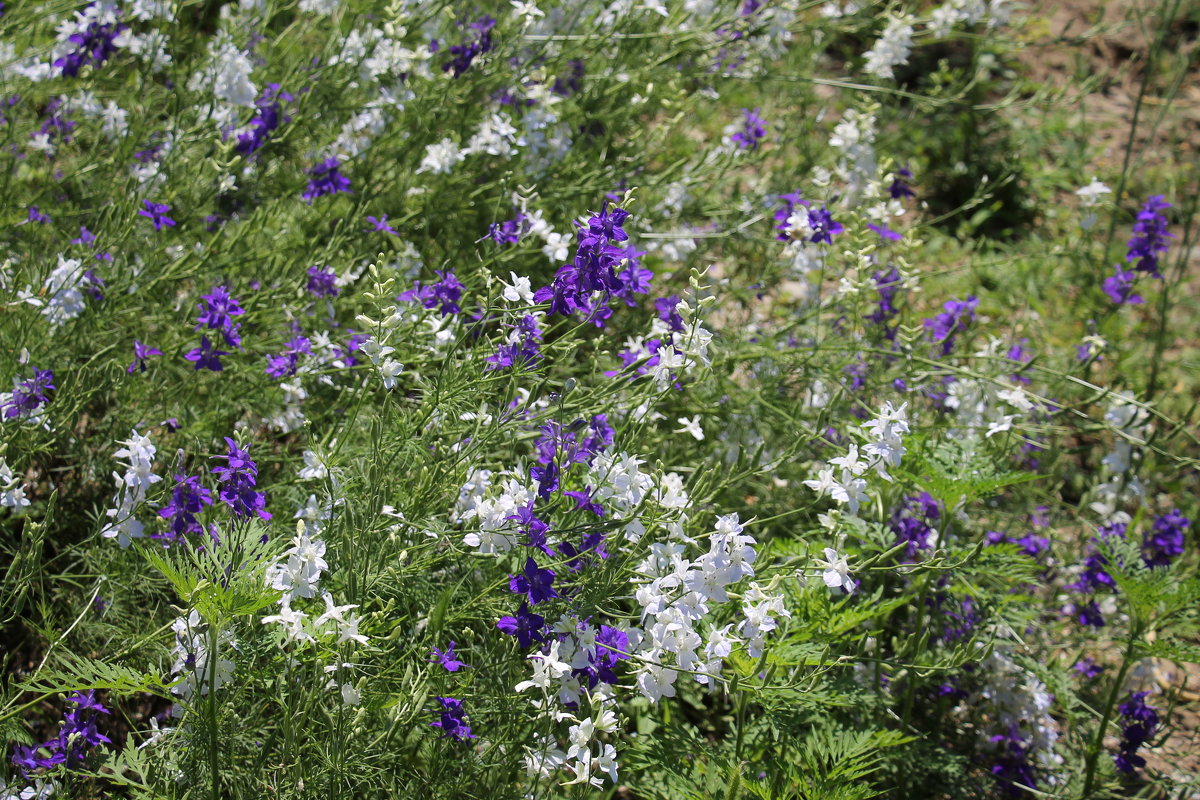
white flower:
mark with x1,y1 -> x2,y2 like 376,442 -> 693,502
815,547 -> 854,593
862,17 -> 914,80
416,138 -> 465,174
298,449 -> 329,480
674,415 -> 704,441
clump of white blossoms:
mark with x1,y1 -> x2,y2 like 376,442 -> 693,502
0,456 -> 30,511
101,430 -> 161,547
863,16 -> 915,80
42,255 -> 87,327
805,401 -> 910,515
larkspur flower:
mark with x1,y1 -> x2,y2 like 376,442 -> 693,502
157,474 -> 214,540
442,16 -> 496,78
137,199 -> 175,231
211,437 -> 270,521
924,296 -> 978,355
2,367 -> 55,421
1126,195 -> 1172,278
730,107 -> 767,150
127,340 -> 162,373
1114,691 -> 1158,774
302,157 -> 351,203
399,269 -> 464,316
1143,508 -> 1188,568
185,336 -> 229,371
430,697 -> 476,741
305,265 -> 339,298
430,642 -> 470,672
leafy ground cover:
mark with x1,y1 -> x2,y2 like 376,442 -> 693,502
1,0 -> 1198,798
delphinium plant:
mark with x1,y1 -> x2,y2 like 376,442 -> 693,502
1,0 -> 1197,799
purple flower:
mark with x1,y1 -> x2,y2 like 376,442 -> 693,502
138,200 -> 175,231
26,205 -> 50,224
2,367 -> 55,420
185,335 -> 229,371
1126,195 -> 1172,278
1114,691 -> 1158,774
923,295 -> 977,355
127,340 -> 163,374
730,107 -> 767,150
1143,508 -> 1189,568
430,642 -> 470,672
305,265 -> 339,298
889,493 -> 940,560
158,474 -> 214,540
399,269 -> 463,316
509,557 -> 558,606
302,157 -> 351,203
442,16 -> 495,78
234,84 -> 293,155
774,193 -> 843,244
532,202 -> 648,327
211,437 -> 270,521
867,266 -> 903,338
430,697 -> 476,741
195,285 -> 245,348
488,212 -> 528,244
888,167 -> 916,199
1073,657 -> 1103,679
496,601 -> 545,648
53,7 -> 127,78
1102,267 -> 1143,306
366,214 -> 397,235
265,336 -> 312,379
10,690 -> 111,777
486,315 -> 542,371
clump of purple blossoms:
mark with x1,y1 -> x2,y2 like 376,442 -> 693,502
1127,195 -> 1172,277
989,726 -> 1038,797
486,314 -> 542,370
10,691 -> 110,776
53,4 -> 127,78
234,84 -> 293,155
730,107 -> 767,150
306,265 -> 339,298
399,269 -> 464,316
442,16 -> 495,78
1114,691 -> 1158,774
2,367 -> 55,421
888,166 -> 916,199
1105,195 -> 1173,305
867,266 -> 903,339
138,200 -> 175,231
1066,522 -> 1124,627
533,202 -> 651,327
1142,508 -> 1189,568
430,697 -> 476,741
26,205 -> 50,224
194,285 -> 244,348
923,295 -> 977,355
889,492 -> 940,560
211,438 -> 270,521
302,157 -> 351,203
1102,268 -> 1142,306
157,474 -> 214,541
265,336 -> 312,379
34,98 -> 75,151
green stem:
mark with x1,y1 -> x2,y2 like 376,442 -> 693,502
208,624 -> 220,800
1080,623 -> 1141,798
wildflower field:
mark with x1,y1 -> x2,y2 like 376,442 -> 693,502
1,0 -> 1198,797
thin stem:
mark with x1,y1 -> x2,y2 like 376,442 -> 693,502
1081,622 -> 1141,798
